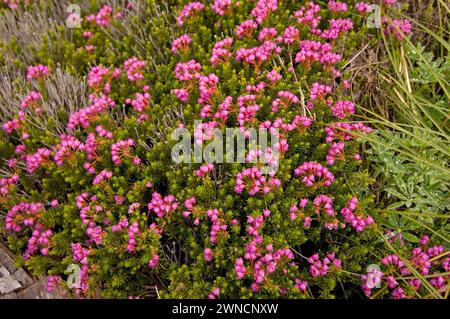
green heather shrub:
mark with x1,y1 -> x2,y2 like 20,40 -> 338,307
0,0 -> 448,299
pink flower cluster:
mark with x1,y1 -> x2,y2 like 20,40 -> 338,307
212,0 -> 232,16
67,94 -> 116,129
308,252 -> 342,277
294,161 -> 335,187
207,208 -> 228,244
196,163 -> 215,177
92,169 -> 113,185
23,223 -> 52,259
295,40 -> 342,67
234,166 -> 281,195
251,0 -> 278,24
198,73 -> 219,105
294,1 -> 322,32
175,60 -> 202,81
355,2 -> 372,13
87,5 -> 113,27
87,66 -> 121,93
176,2 -> 205,26
271,90 -> 299,112
5,202 -> 45,232
25,148 -> 51,173
149,254 -> 160,268
111,217 -> 129,233
328,0 -> 347,12
211,37 -> 233,65
182,197 -> 200,225
326,141 -> 345,165
340,197 -> 374,232
111,139 -> 137,166
127,221 -> 139,252
26,64 -> 50,81
46,275 -> 61,293
171,34 -> 192,53
283,26 -> 300,45
20,91 -> 42,111
123,57 -> 146,82
266,69 -> 282,82
54,134 -> 85,166
236,20 -> 258,39
172,88 -> 189,102
125,89 -> 152,113
237,94 -> 259,127
236,40 -> 282,67
325,122 -> 373,143
147,192 -> 179,218
331,100 -> 355,119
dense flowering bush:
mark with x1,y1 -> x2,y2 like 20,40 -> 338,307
0,0 -> 447,299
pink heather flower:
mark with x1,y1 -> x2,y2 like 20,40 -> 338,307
25,148 -> 52,174
176,2 -> 205,26
54,134 -> 85,166
208,287 -> 221,299
383,0 -> 397,6
148,192 -> 179,219
20,91 -> 42,110
212,0 -> 232,16
123,57 -> 146,82
92,169 -> 112,185
235,257 -> 246,279
266,69 -> 282,82
283,26 -> 300,45
294,161 -> 335,187
271,90 -> 299,112
175,60 -> 202,81
236,40 -> 282,66
126,92 -> 151,113
172,88 -> 189,102
111,139 -> 136,165
308,252 -> 341,277
50,199 -> 59,208
295,40 -> 342,67
355,2 -> 372,13
47,275 -> 61,293
26,65 -> 50,81
2,118 -> 21,134
234,166 -> 280,195
149,254 -> 160,268
294,279 -> 308,292
325,122 -> 373,144
251,0 -> 278,24
127,221 -> 139,252
87,5 -> 113,27
204,248 -> 213,262
331,100 -> 355,119
388,19 -> 413,41
341,197 -> 374,232
111,218 -> 128,233
5,202 -> 45,232
67,94 -> 116,129
198,73 -> 219,105
328,0 -> 347,12
236,20 -> 258,38
294,1 -> 322,32
258,27 -> 278,42
206,208 -> 228,244
321,18 -> 353,40
194,121 -> 219,145
171,34 -> 192,53
326,142 -> 345,165
211,37 -> 233,65
196,163 -> 215,177
83,31 -> 94,38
